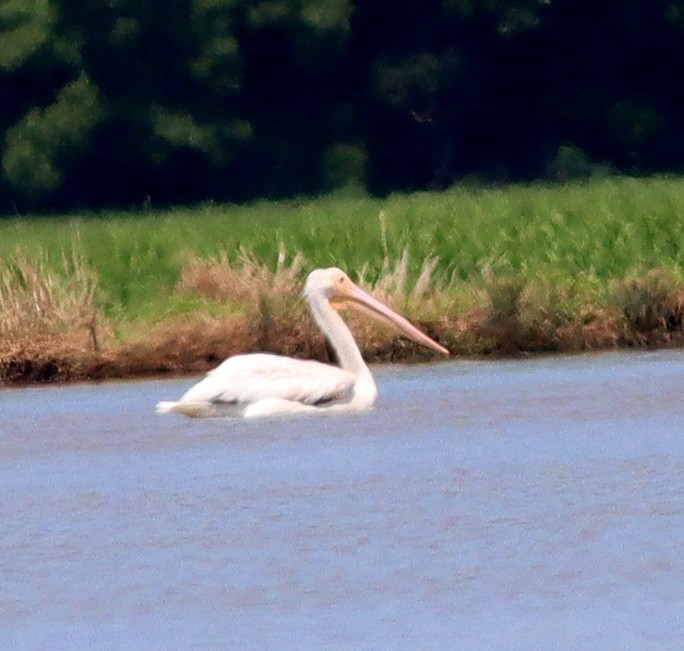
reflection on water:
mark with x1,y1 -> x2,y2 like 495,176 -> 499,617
2,351 -> 684,649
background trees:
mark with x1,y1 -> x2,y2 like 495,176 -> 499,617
2,0 -> 684,212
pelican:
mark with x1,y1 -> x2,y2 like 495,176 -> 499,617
156,267 -> 449,418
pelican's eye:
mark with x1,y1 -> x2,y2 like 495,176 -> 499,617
338,276 -> 345,284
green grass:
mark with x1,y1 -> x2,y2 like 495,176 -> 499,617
2,176 -> 684,324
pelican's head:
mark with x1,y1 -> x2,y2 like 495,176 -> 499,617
304,267 -> 356,301
304,267 -> 449,356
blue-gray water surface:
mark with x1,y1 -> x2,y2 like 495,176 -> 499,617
1,351 -> 684,650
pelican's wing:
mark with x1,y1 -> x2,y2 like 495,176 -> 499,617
177,353 -> 356,407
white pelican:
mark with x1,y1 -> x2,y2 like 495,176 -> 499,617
156,267 -> 449,418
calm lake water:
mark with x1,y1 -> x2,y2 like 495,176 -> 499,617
2,351 -> 684,650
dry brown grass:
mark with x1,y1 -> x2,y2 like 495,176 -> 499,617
0,252 -> 99,342
179,244 -> 306,311
4,246 -> 684,385
0,252 -> 104,383
476,275 -> 584,354
473,274 -> 643,354
177,244 -> 315,353
610,269 -> 684,345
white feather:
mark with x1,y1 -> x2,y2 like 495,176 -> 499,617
177,353 -> 355,406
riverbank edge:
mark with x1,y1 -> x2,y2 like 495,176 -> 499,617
3,307 -> 683,387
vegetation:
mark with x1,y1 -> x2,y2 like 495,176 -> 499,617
2,176 -> 684,384
3,1 -> 684,211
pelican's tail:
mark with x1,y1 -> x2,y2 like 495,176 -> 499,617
155,400 -> 241,418
156,400 -> 208,417
156,400 -> 207,416
155,400 -> 180,414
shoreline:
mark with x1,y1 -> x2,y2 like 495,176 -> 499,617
3,312 -> 683,388
4,178 -> 684,388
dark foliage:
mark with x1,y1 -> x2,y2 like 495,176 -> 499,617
2,0 -> 684,212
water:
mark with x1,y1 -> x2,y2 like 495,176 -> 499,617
2,351 -> 684,650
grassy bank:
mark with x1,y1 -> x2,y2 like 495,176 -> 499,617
2,176 -> 684,384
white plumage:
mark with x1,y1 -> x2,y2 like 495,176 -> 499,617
156,267 -> 448,418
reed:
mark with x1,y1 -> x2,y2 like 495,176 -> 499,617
179,244 -> 305,311
0,252 -> 102,382
2,176 -> 684,323
610,270 -> 684,345
2,176 -> 684,383
0,252 -> 100,346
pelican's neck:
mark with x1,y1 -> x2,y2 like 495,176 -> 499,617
309,294 -> 369,377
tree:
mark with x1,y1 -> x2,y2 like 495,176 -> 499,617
3,0 -> 684,212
